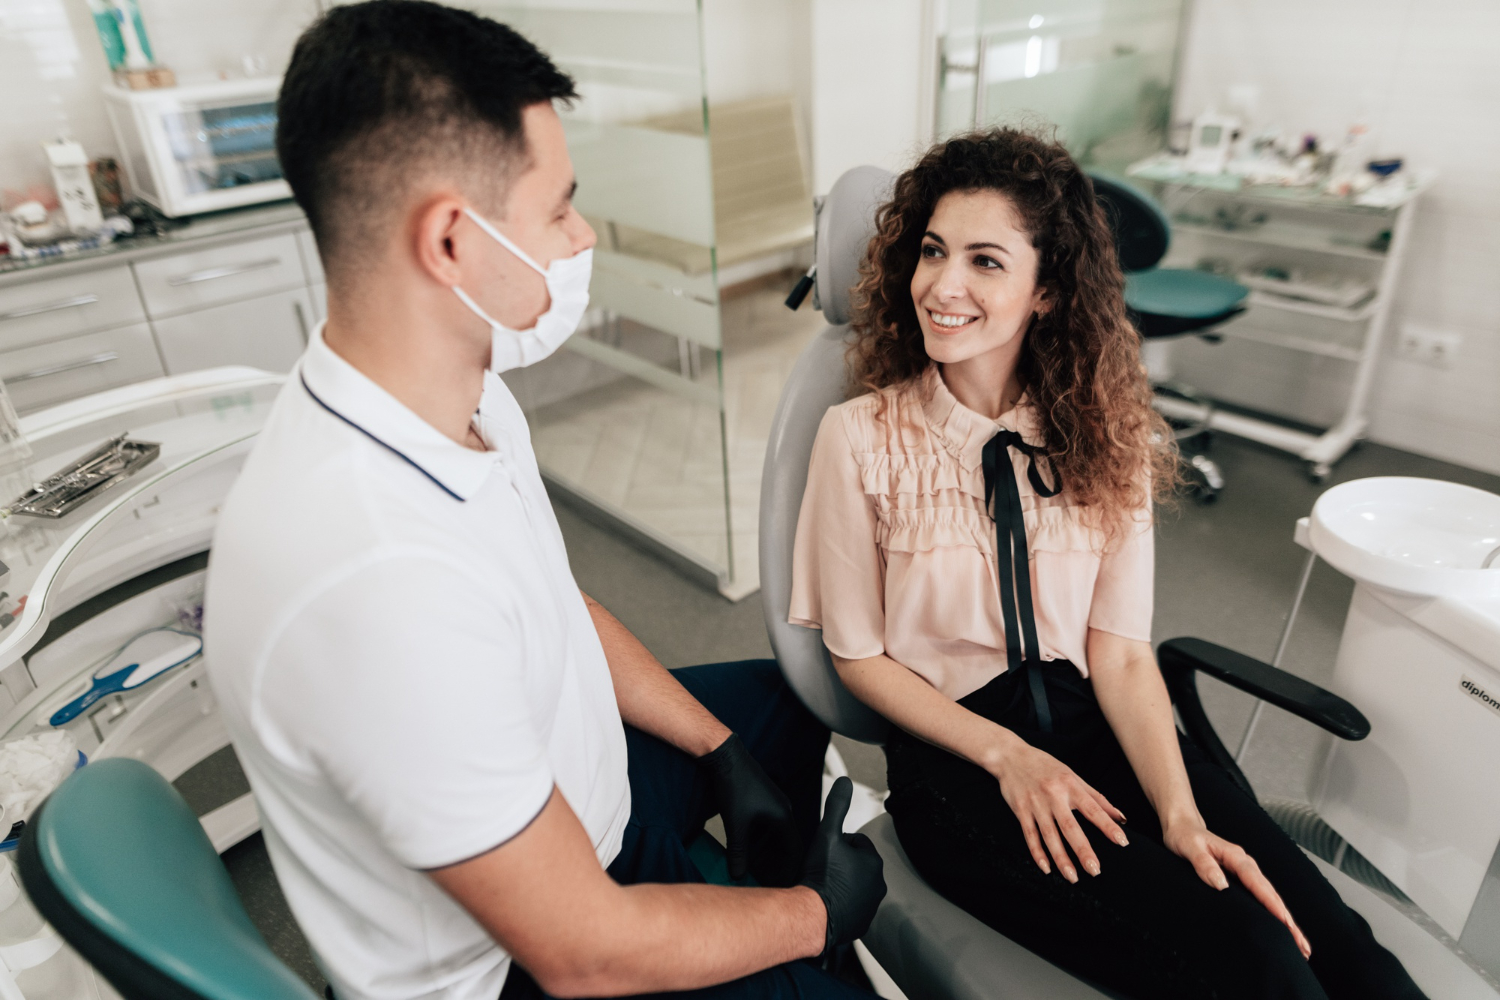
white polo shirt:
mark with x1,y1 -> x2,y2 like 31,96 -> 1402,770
205,327 -> 631,1000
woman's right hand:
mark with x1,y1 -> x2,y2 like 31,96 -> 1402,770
989,741 -> 1129,882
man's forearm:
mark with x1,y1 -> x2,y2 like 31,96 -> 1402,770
432,788 -> 827,999
555,883 -> 823,997
583,591 -> 730,756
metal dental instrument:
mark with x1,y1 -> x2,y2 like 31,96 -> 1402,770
1,435 -> 161,519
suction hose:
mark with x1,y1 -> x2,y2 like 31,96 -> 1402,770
1262,798 -> 1409,903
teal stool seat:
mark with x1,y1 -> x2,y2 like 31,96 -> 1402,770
18,757 -> 317,1000
1126,267 -> 1249,319
1089,172 -> 1249,340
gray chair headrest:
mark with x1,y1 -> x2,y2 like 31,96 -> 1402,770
758,163 -> 901,745
814,166 -> 895,326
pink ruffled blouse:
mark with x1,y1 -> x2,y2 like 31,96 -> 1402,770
789,365 -> 1154,701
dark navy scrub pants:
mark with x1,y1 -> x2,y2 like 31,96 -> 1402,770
499,658 -> 873,1000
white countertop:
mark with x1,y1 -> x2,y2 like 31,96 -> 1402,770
0,202 -> 308,289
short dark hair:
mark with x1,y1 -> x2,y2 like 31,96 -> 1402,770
276,0 -> 577,282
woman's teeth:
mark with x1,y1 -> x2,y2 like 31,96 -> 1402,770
930,311 -> 978,329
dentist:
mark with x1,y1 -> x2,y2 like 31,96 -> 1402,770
203,4 -> 884,1000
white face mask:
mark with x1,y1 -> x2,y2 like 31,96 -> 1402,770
453,207 -> 593,373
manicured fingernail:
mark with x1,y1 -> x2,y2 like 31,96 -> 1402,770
1063,866 -> 1077,883
1085,859 -> 1101,876
1216,875 -> 1229,889
1040,861 -> 1051,874
1114,833 -> 1129,847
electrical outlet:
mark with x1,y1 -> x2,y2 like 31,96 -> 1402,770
1397,323 -> 1463,368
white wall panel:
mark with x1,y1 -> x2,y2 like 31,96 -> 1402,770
810,0 -> 931,194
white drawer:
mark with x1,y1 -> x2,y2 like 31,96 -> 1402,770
153,287 -> 311,375
0,266 -> 146,352
297,229 -> 325,284
0,323 -> 165,414
133,233 -> 304,318
310,281 -> 327,322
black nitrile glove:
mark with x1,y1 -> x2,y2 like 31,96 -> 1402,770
801,776 -> 887,956
698,733 -> 803,887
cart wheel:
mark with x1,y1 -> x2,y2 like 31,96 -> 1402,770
1308,461 -> 1331,483
1186,453 -> 1224,503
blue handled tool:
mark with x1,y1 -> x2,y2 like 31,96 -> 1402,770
49,627 -> 202,727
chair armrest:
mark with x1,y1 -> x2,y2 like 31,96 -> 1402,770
1157,637 -> 1370,799
1158,637 -> 1370,741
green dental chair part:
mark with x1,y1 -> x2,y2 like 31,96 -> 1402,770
17,757 -> 317,1000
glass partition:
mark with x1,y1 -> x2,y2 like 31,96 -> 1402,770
477,0 -> 740,593
937,0 -> 1186,170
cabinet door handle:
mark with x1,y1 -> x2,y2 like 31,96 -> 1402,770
166,258 -> 281,286
293,300 -> 309,346
7,352 -> 119,383
0,294 -> 100,321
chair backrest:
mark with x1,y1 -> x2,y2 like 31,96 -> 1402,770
1087,172 -> 1172,273
760,165 -> 894,744
18,757 -> 317,1000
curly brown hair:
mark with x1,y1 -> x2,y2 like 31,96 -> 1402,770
848,127 -> 1176,536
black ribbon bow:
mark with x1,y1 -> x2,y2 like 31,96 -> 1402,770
980,429 -> 1062,732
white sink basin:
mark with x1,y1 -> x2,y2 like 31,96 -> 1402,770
1309,477 -> 1500,599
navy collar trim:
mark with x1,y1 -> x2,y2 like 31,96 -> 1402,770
300,374 -> 465,502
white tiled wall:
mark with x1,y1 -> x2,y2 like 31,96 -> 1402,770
1174,0 -> 1500,475
0,0 -> 319,194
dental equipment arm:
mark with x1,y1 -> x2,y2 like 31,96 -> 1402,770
429,781 -> 884,998
1156,637 -> 1370,798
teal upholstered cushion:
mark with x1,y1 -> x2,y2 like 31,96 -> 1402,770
27,758 -> 315,1000
1125,268 -> 1248,319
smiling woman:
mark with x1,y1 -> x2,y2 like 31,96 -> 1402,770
911,191 -> 1048,416
788,127 -> 1431,1000
847,128 -> 1173,541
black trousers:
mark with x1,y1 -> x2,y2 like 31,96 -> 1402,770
885,663 -> 1428,1000
501,658 -> 872,1000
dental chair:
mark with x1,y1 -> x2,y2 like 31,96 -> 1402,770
18,758 -> 316,1000
759,165 -> 1497,1000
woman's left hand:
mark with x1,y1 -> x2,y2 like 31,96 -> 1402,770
1163,819 -> 1312,960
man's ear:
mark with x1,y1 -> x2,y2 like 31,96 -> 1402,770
412,195 -> 468,288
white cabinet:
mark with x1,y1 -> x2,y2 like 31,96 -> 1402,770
296,229 -> 325,284
153,287 -> 311,375
0,265 -> 145,351
0,323 -> 165,413
133,233 -> 304,318
0,218 -> 321,411
310,281 -> 327,323
298,231 -> 327,323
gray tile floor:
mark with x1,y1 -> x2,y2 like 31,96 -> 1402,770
223,433 -> 1500,990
